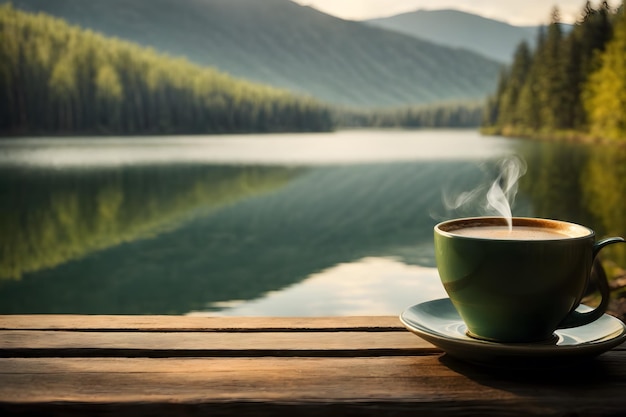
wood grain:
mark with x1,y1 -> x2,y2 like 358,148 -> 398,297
1,315 -> 626,416
0,315 -> 403,331
0,330 -> 435,357
2,355 -> 626,416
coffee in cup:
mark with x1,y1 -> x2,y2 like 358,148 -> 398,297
434,216 -> 625,343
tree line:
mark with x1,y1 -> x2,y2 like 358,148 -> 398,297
0,5 -> 487,136
0,5 -> 334,135
484,1 -> 626,142
338,102 -> 484,129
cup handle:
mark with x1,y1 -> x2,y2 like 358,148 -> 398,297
558,237 -> 625,329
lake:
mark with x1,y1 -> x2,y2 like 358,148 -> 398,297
0,129 -> 624,316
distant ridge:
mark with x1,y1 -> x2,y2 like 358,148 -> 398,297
366,9 -> 539,63
3,0 -> 502,107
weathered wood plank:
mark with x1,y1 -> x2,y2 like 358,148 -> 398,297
1,355 -> 626,416
0,315 -> 403,331
2,315 -> 626,416
0,330 -> 435,357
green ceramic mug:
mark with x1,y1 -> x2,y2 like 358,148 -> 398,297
434,216 -> 625,343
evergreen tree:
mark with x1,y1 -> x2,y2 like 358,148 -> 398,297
536,8 -> 568,130
565,1 -> 615,128
584,6 -> 626,140
0,5 -> 334,135
496,42 -> 532,128
514,27 -> 546,131
483,1 -> 623,143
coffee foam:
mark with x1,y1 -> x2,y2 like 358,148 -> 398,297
451,225 -> 572,240
438,217 -> 592,240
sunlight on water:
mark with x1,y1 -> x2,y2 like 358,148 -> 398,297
2,130 -> 623,316
0,129 -> 513,167
188,257 -> 447,317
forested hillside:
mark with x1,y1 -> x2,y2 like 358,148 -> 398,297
2,0 -> 501,108
484,2 -> 626,143
338,102 -> 484,129
0,5 -> 333,135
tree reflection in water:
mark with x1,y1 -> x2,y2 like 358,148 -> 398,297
518,141 -> 626,317
0,135 -> 624,317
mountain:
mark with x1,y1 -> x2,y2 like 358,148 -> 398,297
1,5 -> 335,135
2,0 -> 502,108
365,9 -> 539,63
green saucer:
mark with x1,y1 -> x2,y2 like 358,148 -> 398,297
400,298 -> 626,367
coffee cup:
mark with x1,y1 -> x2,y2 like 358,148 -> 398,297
434,216 -> 625,343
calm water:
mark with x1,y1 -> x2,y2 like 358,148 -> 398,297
0,130 -> 624,315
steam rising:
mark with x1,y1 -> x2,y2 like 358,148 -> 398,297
441,156 -> 527,230
486,157 -> 527,229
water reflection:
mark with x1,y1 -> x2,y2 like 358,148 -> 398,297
189,257 -> 447,316
582,145 -> 626,268
0,159 -> 490,314
0,131 -> 624,315
0,164 -> 300,280
518,141 -> 626,268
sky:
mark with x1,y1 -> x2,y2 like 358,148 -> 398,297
291,0 -> 613,26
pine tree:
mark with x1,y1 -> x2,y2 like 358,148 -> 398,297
563,1 -> 615,129
483,1 -> 624,143
0,4 -> 334,135
584,6 -> 626,140
535,8 -> 569,130
496,41 -> 532,128
514,27 -> 546,131
95,64 -> 123,130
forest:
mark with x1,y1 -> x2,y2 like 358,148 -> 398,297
484,1 -> 626,143
0,5 -> 335,135
338,102 -> 484,129
5,2 -> 624,137
0,5 -> 496,136
0,0 -> 501,109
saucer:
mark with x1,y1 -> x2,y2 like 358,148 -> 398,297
400,298 -> 626,367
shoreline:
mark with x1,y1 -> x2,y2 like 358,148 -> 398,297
481,126 -> 626,147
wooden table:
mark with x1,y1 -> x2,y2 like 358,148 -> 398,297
1,315 -> 626,416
